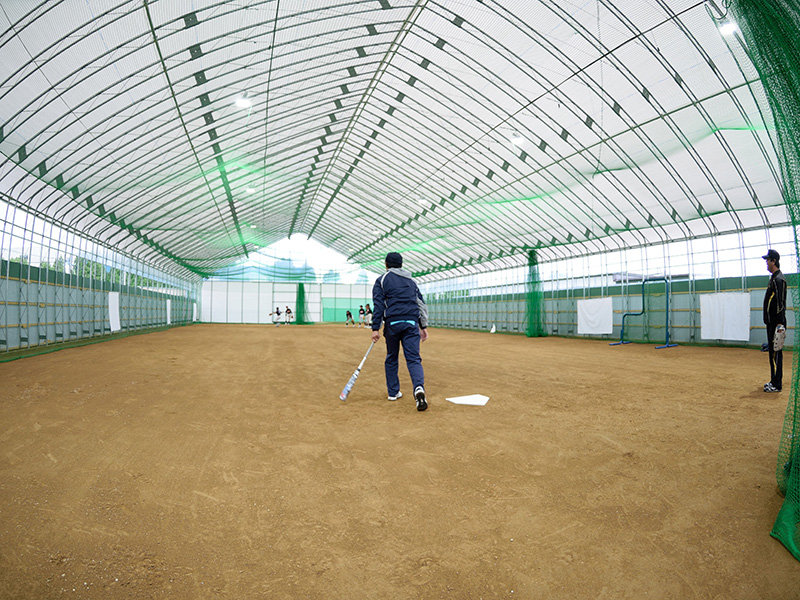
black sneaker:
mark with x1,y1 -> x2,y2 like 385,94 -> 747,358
414,386 -> 427,411
764,383 -> 781,393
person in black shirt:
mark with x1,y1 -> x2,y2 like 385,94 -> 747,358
269,306 -> 281,327
358,305 -> 366,328
365,303 -> 373,327
762,249 -> 787,392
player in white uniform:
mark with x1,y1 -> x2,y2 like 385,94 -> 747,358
269,307 -> 281,326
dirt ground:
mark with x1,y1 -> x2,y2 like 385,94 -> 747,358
0,323 -> 799,599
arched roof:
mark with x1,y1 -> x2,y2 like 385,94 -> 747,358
0,0 -> 787,279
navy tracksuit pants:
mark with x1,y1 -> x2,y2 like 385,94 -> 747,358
384,320 -> 424,396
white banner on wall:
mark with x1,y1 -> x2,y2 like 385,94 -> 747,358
108,292 -> 121,332
700,292 -> 751,341
193,302 -> 197,321
577,297 -> 613,335
166,299 -> 172,325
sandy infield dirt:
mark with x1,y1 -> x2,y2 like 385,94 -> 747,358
1,323 -> 799,599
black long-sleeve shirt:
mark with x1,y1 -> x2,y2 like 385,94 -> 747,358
763,269 -> 787,326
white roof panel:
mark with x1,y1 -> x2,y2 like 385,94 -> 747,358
0,0 -> 789,277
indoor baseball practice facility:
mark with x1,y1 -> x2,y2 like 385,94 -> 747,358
1,1 -> 800,597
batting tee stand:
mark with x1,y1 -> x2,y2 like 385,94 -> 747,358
609,277 -> 677,349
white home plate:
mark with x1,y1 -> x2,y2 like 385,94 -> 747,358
445,394 -> 489,406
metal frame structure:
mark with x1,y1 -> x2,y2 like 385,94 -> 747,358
0,0 -> 788,281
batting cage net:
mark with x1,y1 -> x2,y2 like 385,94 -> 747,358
727,0 -> 800,561
295,283 -> 309,325
526,250 -> 546,338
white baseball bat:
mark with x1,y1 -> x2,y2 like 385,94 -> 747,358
339,341 -> 376,401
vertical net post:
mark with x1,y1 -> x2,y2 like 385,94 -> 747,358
728,0 -> 800,561
295,282 -> 309,324
526,249 -> 545,337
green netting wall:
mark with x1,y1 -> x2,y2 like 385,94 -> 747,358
728,0 -> 800,561
295,283 -> 309,324
526,250 -> 546,338
321,297 -> 372,323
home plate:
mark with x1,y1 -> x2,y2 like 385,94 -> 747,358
445,394 -> 489,406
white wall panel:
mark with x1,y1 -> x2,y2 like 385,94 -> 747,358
211,281 -> 228,322
274,282 -> 296,308
258,282 -> 275,323
227,281 -> 244,323
242,282 -> 260,323
201,282 -> 213,321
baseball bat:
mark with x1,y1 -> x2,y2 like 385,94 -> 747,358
339,341 -> 376,401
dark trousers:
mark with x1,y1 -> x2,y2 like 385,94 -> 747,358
767,323 -> 783,390
384,321 -> 424,396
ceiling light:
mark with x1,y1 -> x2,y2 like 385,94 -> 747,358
246,188 -> 255,193
510,131 -> 525,146
235,92 -> 252,109
719,22 -> 737,35
249,224 -> 256,228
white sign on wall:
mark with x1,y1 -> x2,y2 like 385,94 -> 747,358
108,292 -> 121,332
700,292 -> 751,341
577,297 -> 613,335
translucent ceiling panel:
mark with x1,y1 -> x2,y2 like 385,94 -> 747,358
0,0 -> 789,277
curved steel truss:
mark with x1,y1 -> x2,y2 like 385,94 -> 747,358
0,0 -> 787,278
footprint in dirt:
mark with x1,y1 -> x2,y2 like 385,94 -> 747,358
326,451 -> 348,469
409,556 -> 436,585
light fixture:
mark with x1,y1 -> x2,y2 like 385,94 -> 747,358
235,92 -> 252,109
249,224 -> 257,228
246,187 -> 255,193
719,21 -> 737,35
510,131 -> 525,146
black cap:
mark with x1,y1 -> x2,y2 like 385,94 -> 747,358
762,249 -> 780,261
385,252 -> 403,268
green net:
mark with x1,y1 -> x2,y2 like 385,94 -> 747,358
526,250 -> 546,338
728,0 -> 800,561
295,283 -> 309,324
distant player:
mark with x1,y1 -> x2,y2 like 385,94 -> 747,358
284,306 -> 293,324
269,306 -> 281,327
365,303 -> 373,327
345,310 -> 355,327
358,305 -> 366,328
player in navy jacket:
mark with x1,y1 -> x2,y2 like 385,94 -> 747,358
371,252 -> 429,411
